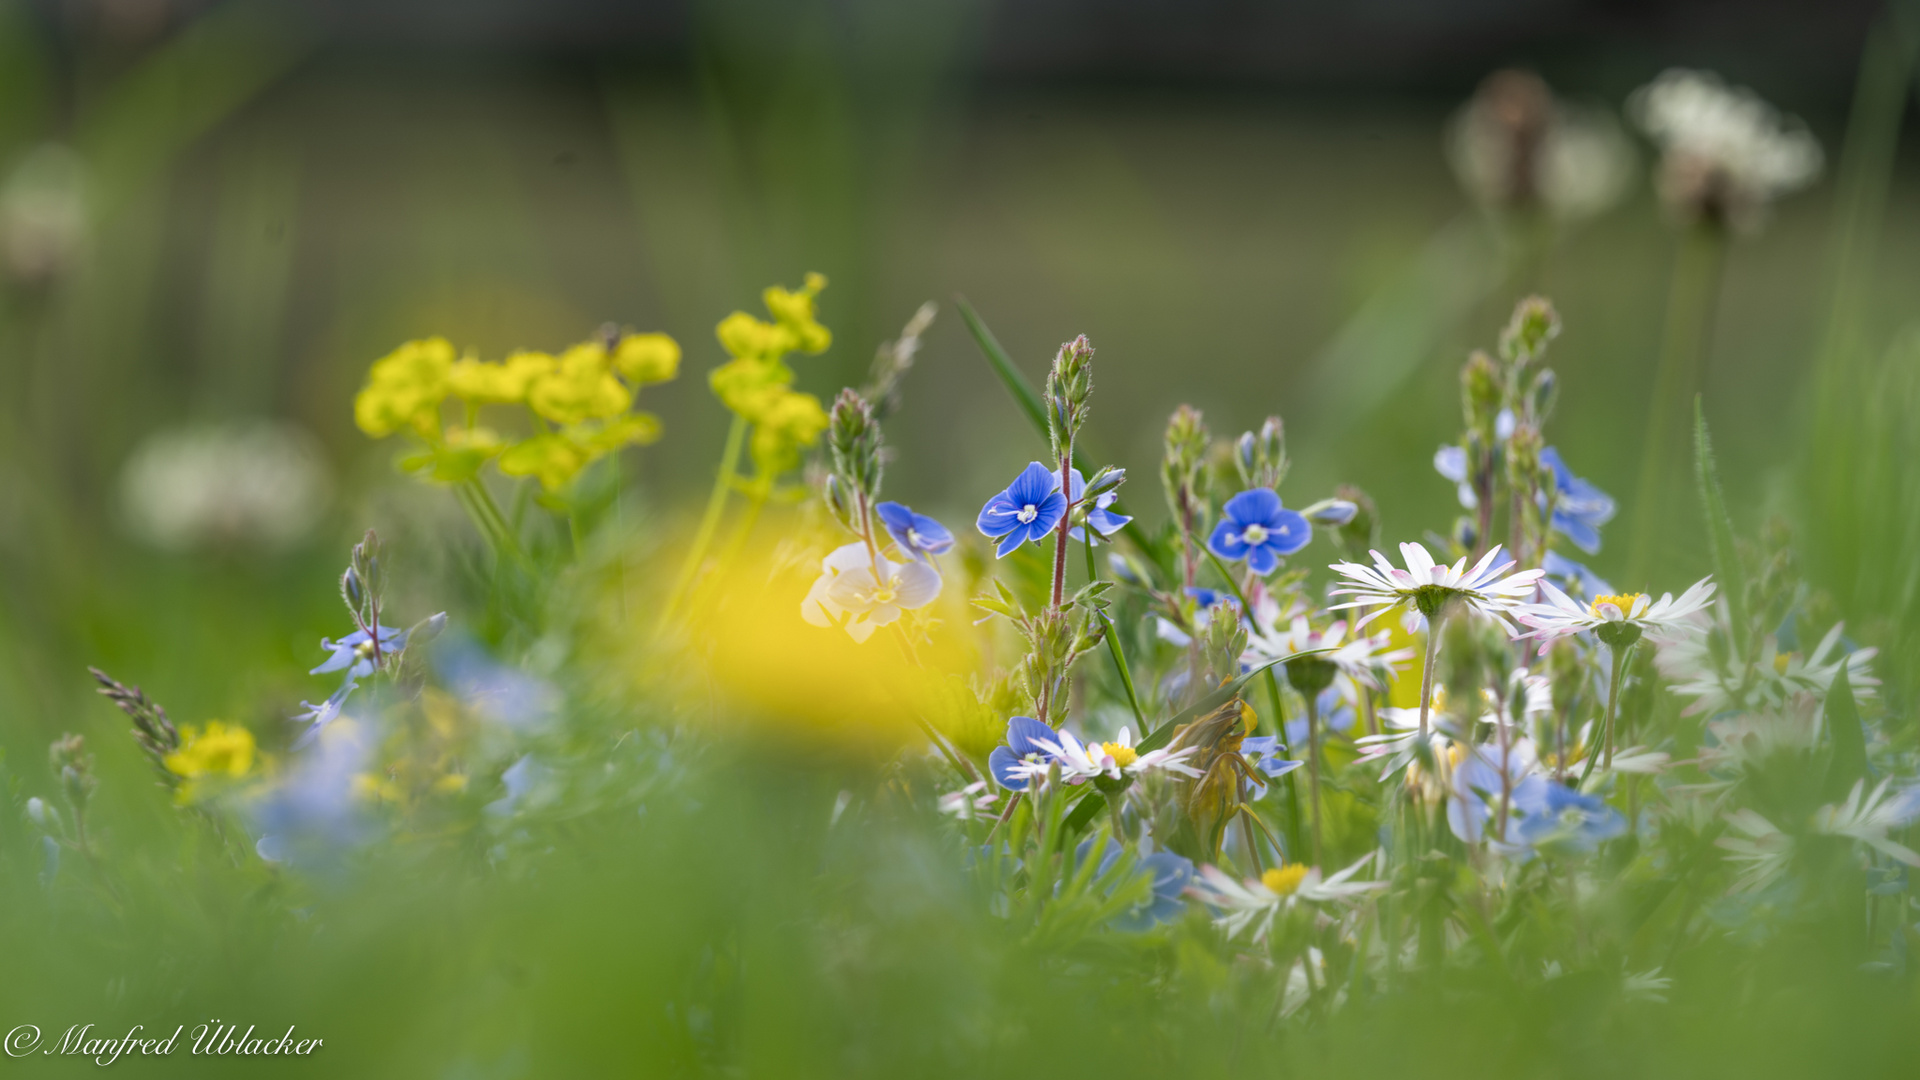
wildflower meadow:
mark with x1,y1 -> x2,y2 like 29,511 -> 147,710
3,5 -> 1920,1077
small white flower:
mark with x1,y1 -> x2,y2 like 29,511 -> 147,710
1189,853 -> 1386,942
1329,543 -> 1544,632
801,542 -> 942,643
1716,807 -> 1793,893
1446,69 -> 1634,222
1812,780 -> 1920,867
1016,726 -> 1204,788
1516,577 -> 1715,650
1244,610 -> 1415,705
1659,610 -> 1877,717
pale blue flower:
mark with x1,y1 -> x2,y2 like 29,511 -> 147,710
1065,468 -> 1131,543
876,501 -> 954,560
1539,447 -> 1616,554
1434,445 -> 1477,509
1208,489 -> 1311,574
1075,838 -> 1197,931
311,625 -> 408,679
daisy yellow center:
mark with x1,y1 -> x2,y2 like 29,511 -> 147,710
1262,864 -> 1308,896
1240,523 -> 1269,545
1017,504 -> 1038,523
1589,592 -> 1644,618
1100,743 -> 1138,768
1773,652 -> 1792,674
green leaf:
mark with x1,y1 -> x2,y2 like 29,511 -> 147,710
1824,665 -> 1867,799
1693,398 -> 1749,659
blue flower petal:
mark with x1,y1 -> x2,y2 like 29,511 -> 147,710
1222,487 -> 1283,528
1005,715 -> 1055,757
1206,519 -> 1250,560
1264,508 -> 1312,556
1006,461 -> 1061,506
988,746 -> 1029,791
1244,543 -> 1280,576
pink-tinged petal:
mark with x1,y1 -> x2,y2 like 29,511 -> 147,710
1399,542 -> 1435,582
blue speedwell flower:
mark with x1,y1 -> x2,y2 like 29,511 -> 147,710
1066,468 -> 1132,543
312,625 -> 408,679
1207,489 -> 1311,575
1238,735 -> 1304,798
988,715 -> 1062,790
1078,837 -> 1198,931
1505,775 -> 1626,859
875,501 -> 954,560
976,462 -> 1068,557
1539,447 -> 1616,554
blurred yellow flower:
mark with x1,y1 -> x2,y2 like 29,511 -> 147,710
614,332 -> 681,385
527,342 -> 632,425
748,388 -> 829,474
400,425 -> 504,484
448,350 -> 555,405
165,721 -> 257,781
354,337 -> 455,438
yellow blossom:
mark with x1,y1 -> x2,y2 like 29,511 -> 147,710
400,425 -> 504,485
448,350 -> 555,404
527,342 -> 632,425
1262,863 -> 1308,896
614,332 -> 681,385
354,337 -> 455,438
748,389 -> 829,474
164,721 -> 257,781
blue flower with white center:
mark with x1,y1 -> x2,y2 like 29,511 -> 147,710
987,715 -> 1062,790
1077,837 -> 1197,931
1539,447 -> 1616,554
1065,468 -> 1132,543
1207,489 -> 1311,575
875,501 -> 954,560
1502,775 -> 1626,859
1239,736 -> 1304,778
976,462 -> 1068,558
1542,550 -> 1613,600
291,673 -> 358,750
311,625 -> 408,679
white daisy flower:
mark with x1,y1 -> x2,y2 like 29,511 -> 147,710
1329,543 -> 1545,631
1659,611 -> 1878,717
1716,807 -> 1794,893
801,542 -> 942,643
1516,577 -> 1715,651
1811,780 -> 1920,866
1244,610 -> 1414,704
1006,726 -> 1204,790
1189,854 -> 1386,942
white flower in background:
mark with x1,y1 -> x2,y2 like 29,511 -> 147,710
1811,780 -> 1920,865
1447,69 -> 1634,222
0,143 -> 87,285
1628,68 -> 1823,231
118,420 -> 333,552
1716,808 -> 1794,892
1189,854 -> 1386,941
937,780 -> 998,821
1516,578 -> 1715,651
1658,611 -> 1877,717
800,542 -> 942,643
1244,609 -> 1415,707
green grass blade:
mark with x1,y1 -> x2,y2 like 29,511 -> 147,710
1694,398 -> 1749,659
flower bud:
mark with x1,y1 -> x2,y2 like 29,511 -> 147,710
25,796 -> 49,828
1332,483 -> 1378,558
1461,350 -> 1502,436
1302,498 -> 1357,526
827,389 -> 883,500
1045,334 -> 1096,458
1083,465 -> 1126,502
1499,295 -> 1560,367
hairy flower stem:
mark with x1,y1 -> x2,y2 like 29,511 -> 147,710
659,412 -> 747,634
1050,448 -> 1075,611
1578,642 -> 1633,789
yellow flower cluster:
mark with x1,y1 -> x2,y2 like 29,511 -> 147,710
163,721 -> 258,805
354,330 -> 681,492
709,273 -> 833,474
